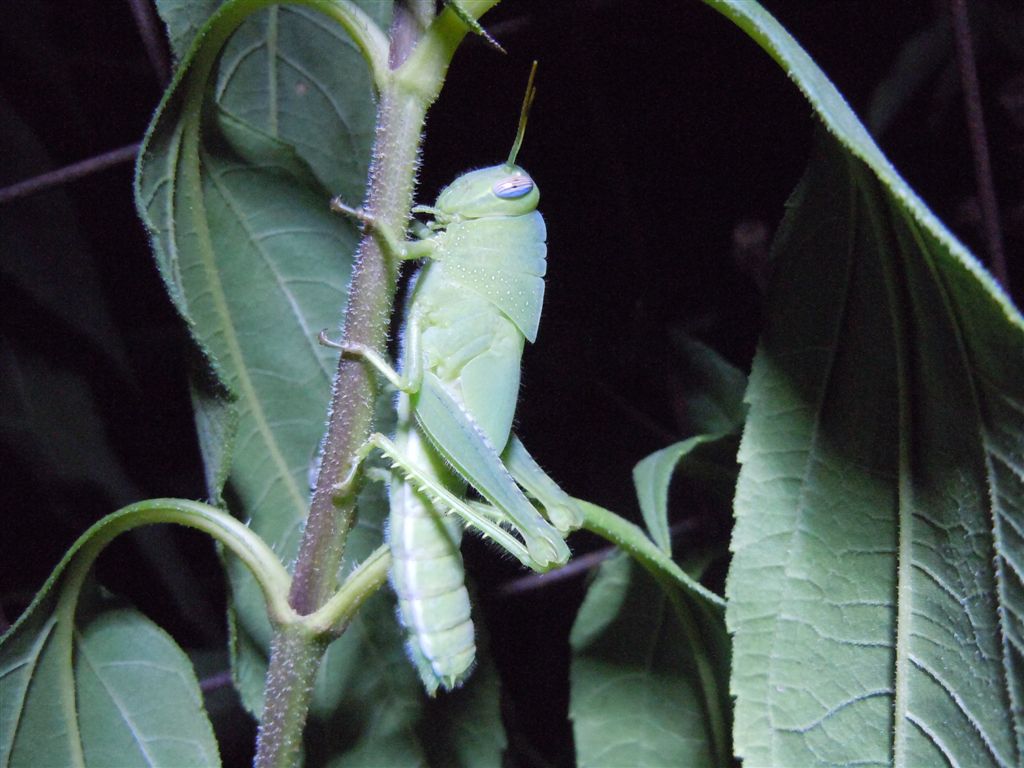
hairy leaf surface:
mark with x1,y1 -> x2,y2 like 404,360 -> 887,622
139,0 -> 374,708
713,2 -> 1024,765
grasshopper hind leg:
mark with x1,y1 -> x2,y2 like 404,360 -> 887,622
502,436 -> 584,534
368,433 -> 541,569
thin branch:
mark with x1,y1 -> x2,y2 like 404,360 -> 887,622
199,669 -> 234,693
0,143 -> 139,205
495,517 -> 700,598
949,0 -> 1009,290
495,545 -> 615,598
126,0 -> 172,87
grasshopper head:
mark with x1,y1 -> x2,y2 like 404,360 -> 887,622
435,163 -> 539,218
436,63 -> 541,219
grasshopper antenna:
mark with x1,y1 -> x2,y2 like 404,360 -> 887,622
506,61 -> 538,168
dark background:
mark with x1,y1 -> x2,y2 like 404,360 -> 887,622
2,1 -> 1022,765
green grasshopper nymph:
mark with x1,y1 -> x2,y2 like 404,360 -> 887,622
323,63 -> 581,694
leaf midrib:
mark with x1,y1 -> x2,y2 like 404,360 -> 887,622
75,629 -> 159,767
886,188 -> 1020,767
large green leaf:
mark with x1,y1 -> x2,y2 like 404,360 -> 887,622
714,2 -> 1024,765
0,522 -> 220,767
0,605 -> 220,768
137,0 -> 379,730
214,3 -> 387,202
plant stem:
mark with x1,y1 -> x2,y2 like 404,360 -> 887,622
258,79 -> 424,768
253,627 -> 328,768
252,3 -> 502,762
948,0 -> 1008,290
289,5 -> 427,619
577,499 -> 725,610
305,544 -> 392,634
254,3 -> 497,764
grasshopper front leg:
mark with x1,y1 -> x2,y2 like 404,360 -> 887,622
330,195 -> 436,263
318,315 -> 425,395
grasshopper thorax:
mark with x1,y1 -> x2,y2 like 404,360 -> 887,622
435,163 -> 539,219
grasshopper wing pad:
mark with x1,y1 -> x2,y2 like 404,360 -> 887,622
414,372 -> 569,569
441,213 -> 547,342
458,334 -> 522,451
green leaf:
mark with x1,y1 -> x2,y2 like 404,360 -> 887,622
212,2 -> 390,201
633,435 -> 725,555
189,368 -> 239,505
715,3 -> 1024,763
158,0 -> 225,60
668,333 -> 748,437
1,544 -> 219,767
138,0 -> 382,735
570,552 -> 723,768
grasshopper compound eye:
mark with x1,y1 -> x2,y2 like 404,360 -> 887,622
493,175 -> 534,199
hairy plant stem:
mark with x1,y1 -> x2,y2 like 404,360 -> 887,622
256,85 -> 425,768
253,3 -> 498,765
288,87 -> 427,618
254,627 -> 329,768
